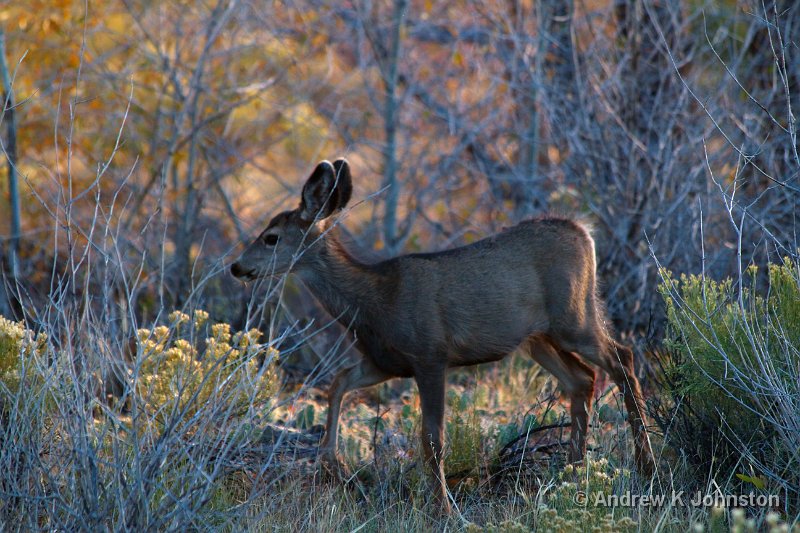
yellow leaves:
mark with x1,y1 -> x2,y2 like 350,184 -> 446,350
228,96 -> 267,135
278,101 -> 330,159
89,11 -> 135,62
452,49 -> 464,68
105,12 -> 130,34
7,0 -> 83,37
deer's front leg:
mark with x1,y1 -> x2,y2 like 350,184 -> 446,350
415,368 -> 451,515
319,357 -> 392,470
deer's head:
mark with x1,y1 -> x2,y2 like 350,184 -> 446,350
230,159 -> 352,281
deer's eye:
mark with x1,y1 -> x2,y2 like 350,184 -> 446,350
264,234 -> 279,246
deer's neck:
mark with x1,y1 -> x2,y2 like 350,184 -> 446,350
298,229 -> 389,329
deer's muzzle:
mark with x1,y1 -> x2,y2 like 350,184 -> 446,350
230,262 -> 256,280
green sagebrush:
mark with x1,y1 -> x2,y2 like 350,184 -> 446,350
657,258 -> 800,496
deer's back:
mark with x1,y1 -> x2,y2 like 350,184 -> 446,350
372,217 -> 596,367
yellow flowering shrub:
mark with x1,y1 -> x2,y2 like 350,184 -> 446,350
135,310 -> 278,424
0,316 -> 48,400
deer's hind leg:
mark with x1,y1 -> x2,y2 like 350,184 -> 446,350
526,335 -> 596,464
550,328 -> 655,475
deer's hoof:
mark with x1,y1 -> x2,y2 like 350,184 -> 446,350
636,453 -> 657,477
437,499 -> 452,517
317,449 -> 347,482
428,482 -> 452,516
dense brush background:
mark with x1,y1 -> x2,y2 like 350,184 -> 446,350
0,1 -> 798,531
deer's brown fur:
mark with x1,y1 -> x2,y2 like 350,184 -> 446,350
231,159 -> 655,514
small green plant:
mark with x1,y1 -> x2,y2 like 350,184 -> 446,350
135,310 -> 279,426
445,389 -> 485,478
295,403 -> 316,430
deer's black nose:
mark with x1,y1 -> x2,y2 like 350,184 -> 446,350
230,262 -> 252,279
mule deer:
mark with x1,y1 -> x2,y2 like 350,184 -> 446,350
231,159 -> 655,513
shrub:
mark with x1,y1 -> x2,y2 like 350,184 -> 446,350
135,310 -> 279,427
0,316 -> 48,412
656,259 -> 800,500
0,310 -> 284,530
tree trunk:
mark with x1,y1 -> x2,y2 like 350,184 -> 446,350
382,0 -> 406,254
0,28 -> 21,319
538,0 -> 578,152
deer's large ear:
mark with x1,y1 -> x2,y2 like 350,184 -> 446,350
332,158 -> 353,211
299,160 -> 340,221
299,159 -> 354,222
